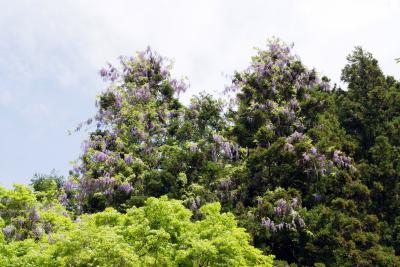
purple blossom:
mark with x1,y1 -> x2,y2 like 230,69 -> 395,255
15,233 -> 24,241
212,134 -> 223,144
29,207 -> 40,222
190,200 -> 198,210
167,111 -> 177,119
221,142 -> 233,159
310,147 -> 317,155
59,193 -> 68,205
274,206 -> 283,216
147,121 -> 155,131
103,189 -> 113,197
332,150 -> 353,169
302,152 -> 310,162
17,218 -> 24,227
115,93 -> 122,109
286,131 -> 304,143
314,193 -> 322,202
261,217 -> 276,232
64,180 -> 78,192
72,165 -> 80,175
99,64 -> 119,82
93,152 -> 107,162
261,217 -> 271,228
125,155 -> 133,164
170,79 -> 187,95
219,179 -> 231,190
276,223 -> 285,231
119,183 -> 133,194
100,67 -> 108,77
2,225 -> 15,237
134,87 -> 151,101
288,99 -> 299,110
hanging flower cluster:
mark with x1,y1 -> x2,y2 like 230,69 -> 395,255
67,47 -> 244,212
256,188 -> 307,234
212,134 -> 240,161
1,186 -> 71,242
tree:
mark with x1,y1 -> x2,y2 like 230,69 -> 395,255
1,186 -> 274,267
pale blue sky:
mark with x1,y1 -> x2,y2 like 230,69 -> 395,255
1,0 -> 399,188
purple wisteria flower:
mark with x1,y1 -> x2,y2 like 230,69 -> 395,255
276,223 -> 285,231
332,150 -> 353,169
170,79 -> 187,95
219,179 -> 231,190
190,200 -> 198,210
100,67 -> 108,77
134,87 -> 151,101
17,218 -> 25,227
119,183 -> 133,194
72,165 -> 80,175
167,111 -> 177,119
310,147 -> 317,155
99,63 -> 119,82
288,99 -> 299,110
15,233 -> 24,241
125,155 -> 133,164
313,193 -> 322,202
2,225 -> 15,237
59,193 -> 68,205
115,93 -> 123,109
221,142 -> 233,159
93,152 -> 107,162
212,134 -> 223,144
103,189 -> 113,197
261,217 -> 276,232
29,207 -> 40,222
274,199 -> 289,216
302,152 -> 310,162
286,131 -> 304,143
64,180 -> 78,192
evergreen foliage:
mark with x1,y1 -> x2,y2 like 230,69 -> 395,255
2,38 -> 400,266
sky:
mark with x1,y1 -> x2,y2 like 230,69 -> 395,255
0,0 -> 399,188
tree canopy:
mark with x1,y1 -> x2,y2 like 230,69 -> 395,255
2,38 -> 400,266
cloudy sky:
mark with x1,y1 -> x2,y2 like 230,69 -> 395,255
1,0 -> 399,187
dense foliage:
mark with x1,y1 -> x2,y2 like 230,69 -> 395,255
0,185 -> 273,266
2,38 -> 399,266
